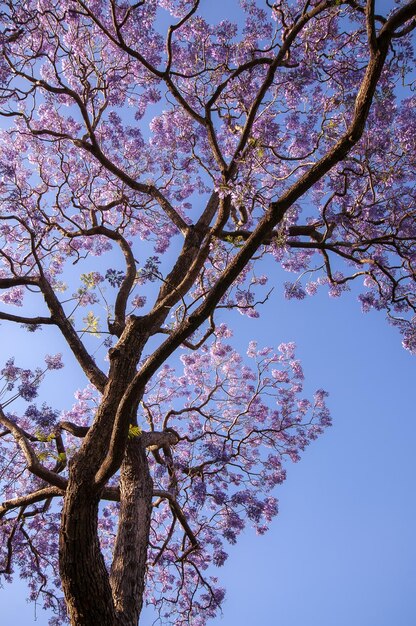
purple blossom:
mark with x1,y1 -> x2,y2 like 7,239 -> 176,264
359,291 -> 377,312
213,549 -> 228,567
25,403 -> 58,428
305,281 -> 318,296
105,269 -> 125,288
1,357 -> 20,384
290,360 -> 304,380
284,282 -> 307,300
131,295 -> 146,309
191,480 -> 206,506
45,353 -> 64,370
75,289 -> 99,306
136,256 -> 161,284
401,318 -> 416,355
0,2 -> 412,623
0,286 -> 24,307
18,379 -> 39,401
272,369 -> 290,383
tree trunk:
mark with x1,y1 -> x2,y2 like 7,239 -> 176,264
59,470 -> 118,625
59,440 -> 153,626
110,439 -> 153,625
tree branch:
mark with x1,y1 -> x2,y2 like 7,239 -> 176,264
0,486 -> 63,518
59,421 -> 90,438
379,0 -> 416,37
109,439 -> 152,623
0,277 -> 39,288
39,277 -> 107,392
0,311 -> 54,325
153,490 -> 199,554
76,139 -> 189,235
117,14 -> 401,408
0,408 -> 67,490
366,0 -> 378,52
141,430 -> 180,449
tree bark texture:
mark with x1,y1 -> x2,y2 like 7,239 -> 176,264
59,439 -> 153,626
59,480 -> 118,625
110,440 -> 153,625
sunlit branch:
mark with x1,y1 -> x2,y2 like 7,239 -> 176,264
366,0 -> 378,52
0,407 -> 67,489
59,421 -> 90,438
0,486 -> 63,518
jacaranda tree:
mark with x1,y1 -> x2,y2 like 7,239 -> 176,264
0,0 -> 415,624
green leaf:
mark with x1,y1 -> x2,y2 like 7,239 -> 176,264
82,311 -> 101,337
224,235 -> 244,247
35,431 -> 48,442
81,273 -> 98,289
128,424 -> 142,439
274,232 -> 287,247
53,281 -> 67,293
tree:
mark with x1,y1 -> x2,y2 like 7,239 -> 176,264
0,0 -> 415,624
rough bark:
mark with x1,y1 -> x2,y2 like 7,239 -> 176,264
110,440 -> 153,625
59,479 -> 117,625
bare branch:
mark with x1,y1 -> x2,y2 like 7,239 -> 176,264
0,486 -> 63,518
141,430 -> 180,449
153,490 -> 199,554
366,0 -> 378,52
379,0 -> 416,37
59,421 -> 90,438
39,277 -> 107,392
0,311 -> 54,325
0,277 -> 39,288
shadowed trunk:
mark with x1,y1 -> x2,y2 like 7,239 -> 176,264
59,471 -> 118,625
110,440 -> 153,624
59,439 -> 153,626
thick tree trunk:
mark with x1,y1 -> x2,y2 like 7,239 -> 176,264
59,445 -> 153,625
59,471 -> 118,625
59,441 -> 153,626
110,440 -> 153,624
